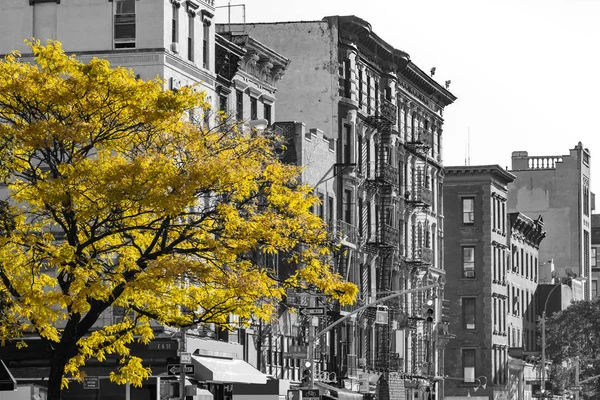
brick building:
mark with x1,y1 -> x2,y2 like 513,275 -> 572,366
443,165 -> 546,400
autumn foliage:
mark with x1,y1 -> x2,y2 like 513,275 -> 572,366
0,40 -> 357,398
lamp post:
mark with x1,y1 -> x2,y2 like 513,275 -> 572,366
540,277 -> 587,398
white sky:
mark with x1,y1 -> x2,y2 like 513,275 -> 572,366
215,0 -> 600,196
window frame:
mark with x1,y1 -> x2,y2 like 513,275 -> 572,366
250,97 -> 258,120
462,197 -> 475,225
114,0 -> 136,49
462,297 -> 476,331
187,13 -> 194,61
462,246 -> 475,278
462,348 -> 476,382
171,4 -> 179,44
236,90 -> 244,121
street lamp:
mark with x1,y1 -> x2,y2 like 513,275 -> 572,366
540,276 -> 587,398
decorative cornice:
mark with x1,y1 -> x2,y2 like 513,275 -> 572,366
445,165 -> 516,185
509,212 -> 547,248
186,0 -> 199,16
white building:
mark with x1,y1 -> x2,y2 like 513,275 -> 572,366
1,0 -> 218,107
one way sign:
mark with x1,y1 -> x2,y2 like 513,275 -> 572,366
168,364 -> 194,375
299,307 -> 325,316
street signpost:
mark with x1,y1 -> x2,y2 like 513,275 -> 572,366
168,364 -> 194,375
180,352 -> 191,364
283,345 -> 308,359
302,388 -> 320,400
299,307 -> 326,317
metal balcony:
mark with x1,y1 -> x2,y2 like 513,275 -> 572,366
379,97 -> 397,125
367,223 -> 399,247
376,162 -> 399,186
405,128 -> 433,149
335,220 -> 357,246
406,246 -> 433,265
405,187 -> 433,207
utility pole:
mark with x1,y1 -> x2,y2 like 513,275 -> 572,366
574,356 -> 580,400
179,327 -> 186,400
541,310 -> 547,397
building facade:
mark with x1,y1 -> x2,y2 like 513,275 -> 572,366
218,16 -> 456,400
1,0 -> 219,110
591,214 -> 600,299
443,165 -> 546,400
508,143 -> 593,300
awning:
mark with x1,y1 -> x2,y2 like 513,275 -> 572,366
196,388 -> 214,400
0,360 -> 17,391
314,381 -> 364,400
192,355 -> 267,384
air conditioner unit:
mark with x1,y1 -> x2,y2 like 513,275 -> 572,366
171,42 -> 179,53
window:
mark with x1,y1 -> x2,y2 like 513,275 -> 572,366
317,193 -> 324,219
250,97 -> 258,120
358,68 -> 363,106
344,124 -> 351,164
462,349 -> 476,382
236,90 -> 243,121
385,86 -> 392,101
341,60 -> 351,98
584,183 -> 590,216
187,14 -> 194,61
328,196 -> 334,227
462,198 -> 474,224
219,94 -> 227,113
172,4 -> 179,43
202,22 -> 210,69
358,198 -> 364,236
463,298 -> 476,330
344,190 -> 352,224
114,0 -> 136,49
264,104 -> 272,126
366,75 -> 371,113
462,247 -> 475,278
358,135 -> 363,174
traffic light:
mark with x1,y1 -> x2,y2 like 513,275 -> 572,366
301,362 -> 312,385
422,299 -> 435,323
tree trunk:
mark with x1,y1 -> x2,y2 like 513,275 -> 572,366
47,343 -> 76,400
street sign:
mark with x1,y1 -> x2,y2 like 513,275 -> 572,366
300,307 -> 326,316
283,345 -> 308,359
180,352 -> 191,364
83,376 -> 100,390
167,364 -> 194,375
302,388 -> 320,400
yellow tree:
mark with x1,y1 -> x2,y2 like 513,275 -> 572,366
0,40 -> 357,400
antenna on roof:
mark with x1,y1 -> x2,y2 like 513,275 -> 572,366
467,128 -> 471,166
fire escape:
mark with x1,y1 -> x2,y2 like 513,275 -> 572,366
403,126 -> 436,378
363,96 -> 402,374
